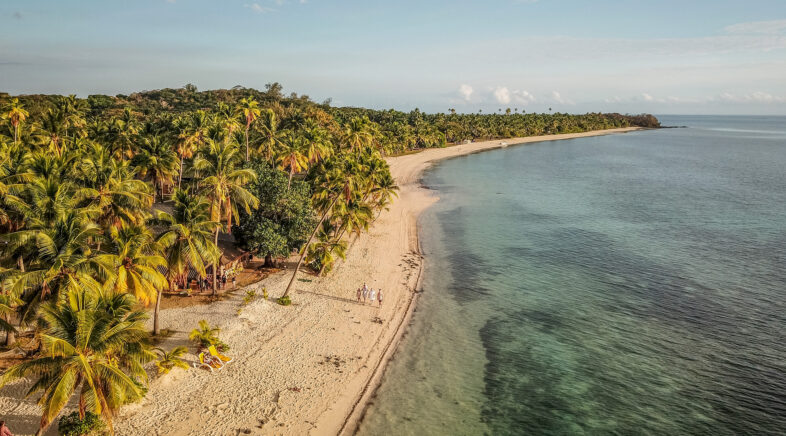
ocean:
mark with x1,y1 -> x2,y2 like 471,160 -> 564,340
357,116 -> 786,435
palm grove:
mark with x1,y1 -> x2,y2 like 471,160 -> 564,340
0,84 -> 656,434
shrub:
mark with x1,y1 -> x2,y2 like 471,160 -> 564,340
262,287 -> 268,300
242,290 -> 257,306
276,295 -> 291,306
58,411 -> 107,436
154,346 -> 190,374
188,320 -> 229,352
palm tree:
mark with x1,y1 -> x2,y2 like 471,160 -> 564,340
152,189 -> 220,334
275,133 -> 310,190
342,117 -> 374,154
238,97 -> 261,161
175,110 -> 210,187
76,144 -> 153,231
256,108 -> 285,162
193,139 -> 258,292
4,98 -> 29,144
154,346 -> 189,374
98,225 -> 168,307
132,135 -> 180,201
0,290 -> 153,435
5,208 -> 111,323
281,156 -> 360,298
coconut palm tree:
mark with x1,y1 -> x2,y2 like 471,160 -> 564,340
342,117 -> 374,154
4,98 -> 29,144
5,208 -> 111,323
193,139 -> 258,292
76,143 -> 153,231
281,156 -> 361,298
0,290 -> 153,435
275,133 -> 310,190
152,189 -> 220,334
174,110 -> 210,187
237,97 -> 261,161
256,108 -> 285,162
131,135 -> 180,201
307,229 -> 347,276
98,225 -> 168,307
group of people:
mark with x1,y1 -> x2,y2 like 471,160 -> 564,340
356,282 -> 383,306
193,272 -> 237,293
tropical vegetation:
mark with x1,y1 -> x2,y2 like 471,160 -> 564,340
0,84 -> 658,432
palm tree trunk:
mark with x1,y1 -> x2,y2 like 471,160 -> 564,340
287,166 -> 294,190
178,155 -> 184,188
213,228 -> 220,295
13,124 -> 18,144
245,126 -> 250,161
153,287 -> 163,335
4,313 -> 15,347
282,194 -> 339,298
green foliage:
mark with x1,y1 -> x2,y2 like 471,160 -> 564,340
58,411 -> 107,436
276,295 -> 292,306
154,346 -> 190,374
262,287 -> 269,300
242,289 -> 257,305
233,159 -> 315,263
188,319 -> 229,351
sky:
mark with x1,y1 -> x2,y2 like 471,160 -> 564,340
1,0 -> 785,115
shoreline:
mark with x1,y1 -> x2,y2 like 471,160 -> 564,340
0,127 -> 642,436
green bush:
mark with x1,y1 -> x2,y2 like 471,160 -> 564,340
276,295 -> 292,306
262,287 -> 269,300
58,411 -> 107,436
242,289 -> 257,306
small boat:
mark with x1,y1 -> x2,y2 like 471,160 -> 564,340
500,141 -> 508,147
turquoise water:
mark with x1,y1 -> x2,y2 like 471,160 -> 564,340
357,116 -> 786,435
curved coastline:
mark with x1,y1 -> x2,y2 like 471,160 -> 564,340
0,128 -> 643,436
341,127 -> 644,435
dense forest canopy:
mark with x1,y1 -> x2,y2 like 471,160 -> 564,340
0,83 -> 658,434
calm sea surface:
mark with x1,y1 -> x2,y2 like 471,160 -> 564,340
357,116 -> 786,435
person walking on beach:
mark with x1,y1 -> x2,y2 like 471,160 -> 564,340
369,288 -> 377,305
232,275 -> 237,288
356,287 -> 362,302
362,286 -> 368,303
0,420 -> 14,436
377,289 -> 383,307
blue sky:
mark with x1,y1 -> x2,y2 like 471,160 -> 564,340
1,0 -> 785,114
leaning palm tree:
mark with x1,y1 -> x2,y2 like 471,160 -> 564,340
98,225 -> 168,307
0,290 -> 153,435
281,156 -> 361,298
237,97 -> 261,161
152,189 -> 220,334
193,139 -> 258,292
4,98 -> 29,144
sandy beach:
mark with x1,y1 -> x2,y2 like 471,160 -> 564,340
0,127 -> 640,436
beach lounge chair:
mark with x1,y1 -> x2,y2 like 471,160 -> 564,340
193,352 -> 223,372
208,345 -> 233,364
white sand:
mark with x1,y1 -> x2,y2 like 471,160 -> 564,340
0,128 -> 641,436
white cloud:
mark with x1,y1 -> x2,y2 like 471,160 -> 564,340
458,84 -> 474,101
642,93 -> 655,102
244,3 -> 274,13
512,89 -> 536,105
493,86 -> 511,104
717,91 -> 785,103
551,91 -> 574,105
724,20 -> 786,35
